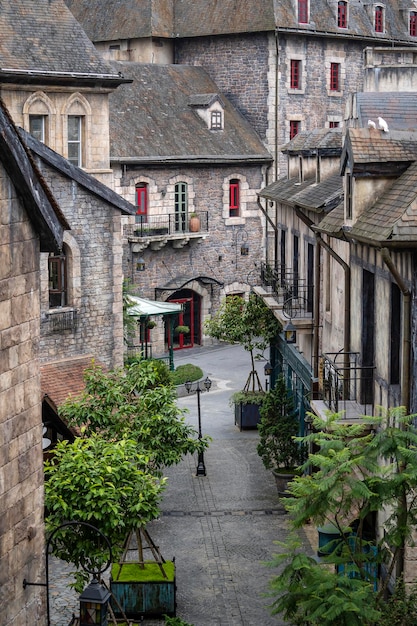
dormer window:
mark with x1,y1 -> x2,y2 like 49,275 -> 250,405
375,5 -> 384,32
189,93 -> 224,131
211,110 -> 223,130
298,0 -> 308,23
338,1 -> 347,28
410,11 -> 417,36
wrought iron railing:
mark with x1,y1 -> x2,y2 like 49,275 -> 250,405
123,211 -> 209,238
43,309 -> 79,333
260,262 -> 313,318
320,352 -> 375,417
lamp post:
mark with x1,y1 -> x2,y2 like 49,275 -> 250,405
185,376 -> 212,476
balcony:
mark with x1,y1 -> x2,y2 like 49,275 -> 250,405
124,212 -> 209,252
256,262 -> 314,325
310,352 -> 375,423
42,308 -> 79,333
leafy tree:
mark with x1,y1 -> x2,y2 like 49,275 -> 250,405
266,407 -> 417,626
204,293 -> 281,391
59,358 -> 209,471
44,435 -> 164,588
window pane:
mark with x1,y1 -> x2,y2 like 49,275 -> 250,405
29,115 -> 45,142
68,116 -> 82,166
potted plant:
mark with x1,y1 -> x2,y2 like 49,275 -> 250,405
189,212 -> 200,232
175,325 -> 190,335
205,293 -> 281,429
256,374 -> 305,495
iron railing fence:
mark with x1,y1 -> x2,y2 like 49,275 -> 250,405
260,261 -> 313,318
320,351 -> 375,417
124,211 -> 209,238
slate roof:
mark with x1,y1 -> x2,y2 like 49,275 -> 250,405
314,202 -> 345,237
259,172 -> 343,214
65,0 -> 417,44
354,92 -> 417,132
108,62 -> 272,164
0,0 -> 125,86
41,355 -> 105,407
341,128 -> 417,173
281,128 -> 343,155
347,161 -> 417,244
20,129 -> 136,216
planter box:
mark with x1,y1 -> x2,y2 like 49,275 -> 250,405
110,561 -> 176,619
234,402 -> 261,430
272,469 -> 296,497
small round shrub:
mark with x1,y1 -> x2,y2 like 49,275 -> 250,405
171,364 -> 203,386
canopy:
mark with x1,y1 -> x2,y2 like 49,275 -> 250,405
127,295 -> 182,317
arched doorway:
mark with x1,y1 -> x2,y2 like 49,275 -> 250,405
167,289 -> 201,350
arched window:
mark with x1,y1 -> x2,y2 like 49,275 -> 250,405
48,250 -> 67,308
174,182 -> 188,232
229,179 -> 240,217
135,184 -> 148,223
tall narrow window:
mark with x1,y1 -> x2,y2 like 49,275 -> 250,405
48,252 -> 67,308
410,11 -> 417,36
346,173 -> 353,219
298,0 -> 308,23
229,179 -> 240,217
67,116 -> 83,166
375,5 -> 384,32
280,229 -> 286,284
211,110 -> 222,130
330,63 -> 340,91
293,234 -> 299,297
390,283 -> 401,385
307,242 -> 314,313
338,1 -> 347,28
290,59 -> 301,89
135,184 -> 148,223
174,182 -> 188,232
29,115 -> 46,142
290,120 -> 300,139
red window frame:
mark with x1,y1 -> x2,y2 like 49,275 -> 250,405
298,0 -> 308,24
330,63 -> 340,91
290,60 -> 301,89
410,11 -> 417,36
229,180 -> 240,217
329,121 -> 340,128
48,253 -> 67,308
135,184 -> 148,223
290,120 -> 300,140
338,1 -> 347,28
375,6 -> 383,32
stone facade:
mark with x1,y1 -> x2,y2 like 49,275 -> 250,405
0,158 -> 48,626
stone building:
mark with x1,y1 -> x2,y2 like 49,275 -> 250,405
66,0 -> 417,179
108,61 -> 271,352
0,99 -> 67,625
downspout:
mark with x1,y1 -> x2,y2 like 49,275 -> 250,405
380,248 -> 411,412
274,29 -> 279,181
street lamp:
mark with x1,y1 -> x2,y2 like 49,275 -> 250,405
79,577 -> 111,626
185,376 -> 212,476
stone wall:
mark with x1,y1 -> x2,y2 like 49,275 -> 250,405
116,162 -> 265,348
0,162 -> 46,624
38,163 -> 124,369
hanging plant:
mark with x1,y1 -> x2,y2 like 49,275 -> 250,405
146,320 -> 157,329
175,325 -> 190,334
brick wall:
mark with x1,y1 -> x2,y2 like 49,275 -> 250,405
0,163 -> 46,624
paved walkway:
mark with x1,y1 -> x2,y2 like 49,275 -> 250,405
49,344 -> 315,625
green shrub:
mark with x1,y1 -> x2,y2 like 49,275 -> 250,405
171,363 -> 203,386
164,616 -> 194,626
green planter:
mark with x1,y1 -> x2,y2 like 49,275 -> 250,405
110,561 -> 176,619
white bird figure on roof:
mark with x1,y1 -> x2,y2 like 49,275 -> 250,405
377,116 -> 389,132
368,119 -> 377,129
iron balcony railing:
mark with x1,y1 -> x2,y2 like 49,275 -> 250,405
260,261 -> 313,318
43,308 -> 79,333
320,352 -> 375,418
124,211 -> 209,238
